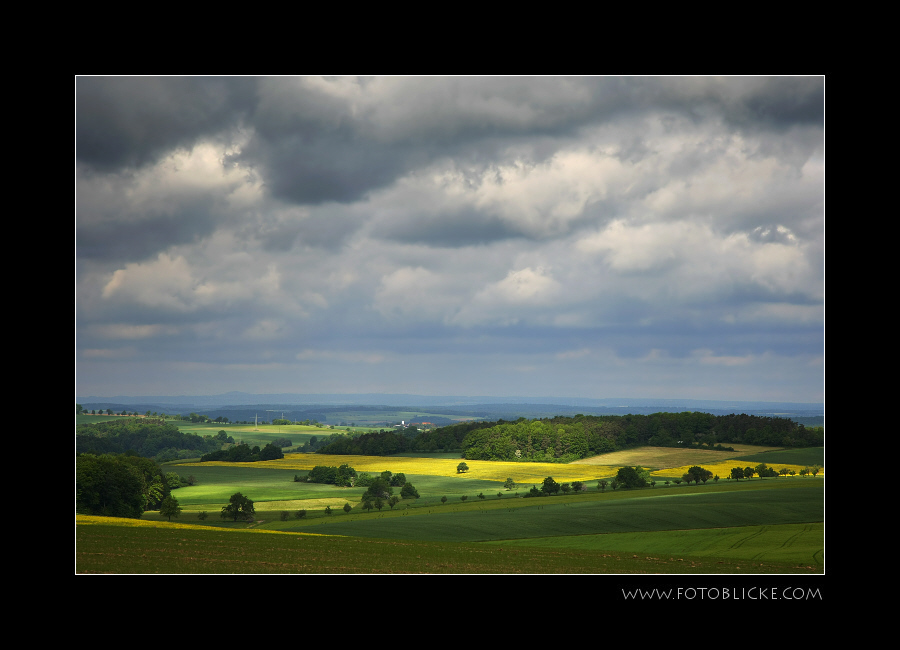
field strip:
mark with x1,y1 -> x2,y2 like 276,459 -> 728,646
183,454 -> 618,482
75,515 -> 338,536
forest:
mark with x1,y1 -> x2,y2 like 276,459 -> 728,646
335,412 -> 823,461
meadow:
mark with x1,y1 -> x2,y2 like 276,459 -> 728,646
77,442 -> 824,574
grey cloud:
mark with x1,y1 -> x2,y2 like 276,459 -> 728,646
76,76 -> 257,171
372,208 -> 525,248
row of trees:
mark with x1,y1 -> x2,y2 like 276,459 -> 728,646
200,442 -> 284,462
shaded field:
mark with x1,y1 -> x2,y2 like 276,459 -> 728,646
485,522 -> 823,568
571,445 -> 784,469
734,447 -> 825,466
269,480 -> 823,543
75,516 -> 817,575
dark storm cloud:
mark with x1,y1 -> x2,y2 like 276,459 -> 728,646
76,194 -> 225,262
76,76 -> 257,171
76,76 -> 824,401
372,208 -> 524,247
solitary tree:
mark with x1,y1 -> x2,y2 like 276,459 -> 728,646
221,492 -> 255,522
441,496 -> 447,505
160,495 -> 182,521
541,477 -> 560,495
457,462 -> 469,473
343,503 -> 352,514
504,477 -> 516,491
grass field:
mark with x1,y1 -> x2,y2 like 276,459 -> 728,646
76,443 -> 824,574
75,514 -> 822,574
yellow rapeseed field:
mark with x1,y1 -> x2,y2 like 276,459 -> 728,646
652,462 -> 823,479
189,454 -> 617,483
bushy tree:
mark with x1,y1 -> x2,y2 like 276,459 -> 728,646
221,492 -> 255,522
541,477 -> 560,495
259,443 -> 285,461
686,466 -> 713,484
615,466 -> 647,488
159,495 -> 182,521
362,476 -> 393,500
457,462 -> 469,473
504,477 -> 516,491
400,482 -> 420,499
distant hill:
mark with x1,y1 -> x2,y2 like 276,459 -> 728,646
77,393 -> 824,426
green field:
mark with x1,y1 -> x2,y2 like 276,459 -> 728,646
76,443 -> 824,574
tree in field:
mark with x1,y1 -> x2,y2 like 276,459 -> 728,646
296,509 -> 307,519
541,476 -> 560,495
221,492 -> 255,521
198,511 -> 208,520
615,466 -> 647,488
457,462 -> 469,473
460,495 -> 468,501
730,467 -> 744,481
343,503 -> 352,514
441,496 -> 447,505
811,464 -> 821,477
388,496 -> 400,510
504,477 -> 516,491
686,466 -> 713,484
598,480 -> 608,492
160,496 -> 182,521
363,500 -> 374,513
477,492 -> 486,499
400,482 -> 420,499
325,505 -> 332,515
743,467 -> 755,480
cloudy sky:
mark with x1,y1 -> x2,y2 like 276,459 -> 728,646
75,76 -> 824,402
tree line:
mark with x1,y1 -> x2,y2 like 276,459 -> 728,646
310,412 -> 821,462
457,412 -> 822,462
76,419 -> 226,461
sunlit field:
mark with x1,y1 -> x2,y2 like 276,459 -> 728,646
180,454 -> 617,484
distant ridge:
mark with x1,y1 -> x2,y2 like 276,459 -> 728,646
76,391 -> 823,412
